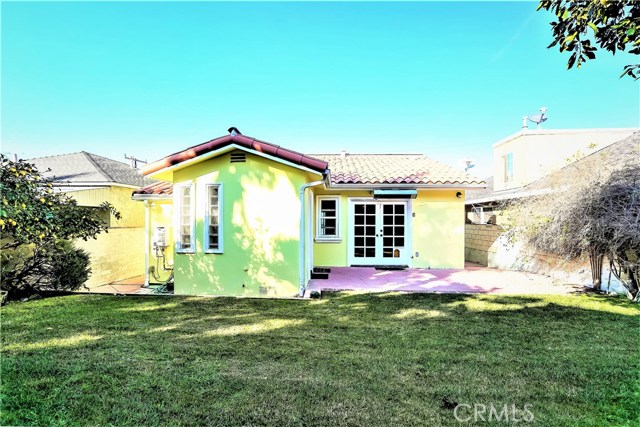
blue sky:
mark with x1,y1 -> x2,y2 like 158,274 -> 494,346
2,1 -> 638,178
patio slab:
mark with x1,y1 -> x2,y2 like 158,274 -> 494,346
308,266 -> 583,295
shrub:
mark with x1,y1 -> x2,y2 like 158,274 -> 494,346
45,240 -> 91,291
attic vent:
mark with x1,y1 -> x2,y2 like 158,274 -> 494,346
230,152 -> 246,163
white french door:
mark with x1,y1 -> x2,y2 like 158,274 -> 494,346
347,199 -> 411,266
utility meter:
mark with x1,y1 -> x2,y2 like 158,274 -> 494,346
153,226 -> 166,249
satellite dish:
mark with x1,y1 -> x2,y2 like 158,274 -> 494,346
527,107 -> 548,128
459,158 -> 476,172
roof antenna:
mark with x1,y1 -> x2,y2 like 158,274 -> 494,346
124,154 -> 147,169
228,127 -> 242,136
527,107 -> 548,129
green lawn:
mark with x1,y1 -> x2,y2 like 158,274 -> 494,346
1,292 -> 639,426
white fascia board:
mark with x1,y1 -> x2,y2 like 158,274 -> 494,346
328,183 -> 486,190
464,187 -> 560,205
131,194 -> 173,201
147,143 -> 325,180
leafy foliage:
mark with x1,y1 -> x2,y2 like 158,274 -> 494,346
505,160 -> 640,300
0,155 -> 120,299
538,0 -> 640,79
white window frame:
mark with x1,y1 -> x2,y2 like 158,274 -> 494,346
204,183 -> 223,254
175,183 -> 196,254
315,195 -> 341,242
504,153 -> 513,184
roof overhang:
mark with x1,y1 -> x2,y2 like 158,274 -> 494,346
146,143 -> 326,181
51,182 -> 141,190
131,194 -> 173,201
329,182 -> 486,190
465,187 -> 559,205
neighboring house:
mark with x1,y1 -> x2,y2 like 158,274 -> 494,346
464,130 -> 639,290
467,127 -> 640,226
132,128 -> 484,298
30,151 -> 155,289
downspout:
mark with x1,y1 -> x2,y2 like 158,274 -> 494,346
143,200 -> 150,288
299,180 -> 325,296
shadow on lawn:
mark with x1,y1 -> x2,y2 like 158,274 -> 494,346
4,292 -> 638,355
2,292 -> 639,426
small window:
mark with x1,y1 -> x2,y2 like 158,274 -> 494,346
176,184 -> 195,253
316,196 -> 340,241
205,184 -> 223,253
504,153 -> 513,184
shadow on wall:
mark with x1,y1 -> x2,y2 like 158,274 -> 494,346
177,165 -> 301,297
464,224 -> 626,293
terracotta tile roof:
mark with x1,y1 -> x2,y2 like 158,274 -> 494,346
310,154 -> 484,186
133,181 -> 173,196
142,133 -> 329,176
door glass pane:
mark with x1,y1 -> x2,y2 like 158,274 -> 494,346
353,204 -> 377,259
381,204 -> 406,260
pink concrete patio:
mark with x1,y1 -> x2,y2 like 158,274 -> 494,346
307,265 -> 583,295
82,276 -> 170,295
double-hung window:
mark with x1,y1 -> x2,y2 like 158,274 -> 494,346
205,184 -> 223,253
316,196 -> 340,241
177,184 -> 195,253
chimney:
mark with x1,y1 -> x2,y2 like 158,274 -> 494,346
522,116 -> 528,129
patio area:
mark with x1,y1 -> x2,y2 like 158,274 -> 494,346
83,276 -> 172,295
307,264 -> 583,296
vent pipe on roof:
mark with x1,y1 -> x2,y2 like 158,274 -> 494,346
522,116 -> 528,129
340,149 -> 347,159
228,127 -> 242,136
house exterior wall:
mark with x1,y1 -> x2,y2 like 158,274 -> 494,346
66,186 -> 145,288
492,129 -> 635,192
313,189 -> 465,269
171,152 -> 316,297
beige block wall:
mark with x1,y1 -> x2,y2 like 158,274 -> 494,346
76,228 -> 145,288
464,224 -> 502,266
65,186 -> 145,288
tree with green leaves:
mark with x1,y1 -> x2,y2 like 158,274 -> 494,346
1,155 -> 121,300
538,0 -> 640,79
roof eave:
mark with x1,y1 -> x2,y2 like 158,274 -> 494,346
328,182 -> 487,190
145,143 -> 326,181
131,194 -> 173,201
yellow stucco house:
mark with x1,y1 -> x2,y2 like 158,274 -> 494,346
133,128 -> 484,298
30,152 -> 155,289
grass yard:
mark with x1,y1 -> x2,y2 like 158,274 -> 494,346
1,292 -> 639,426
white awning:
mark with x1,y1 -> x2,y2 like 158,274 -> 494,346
372,189 -> 418,199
